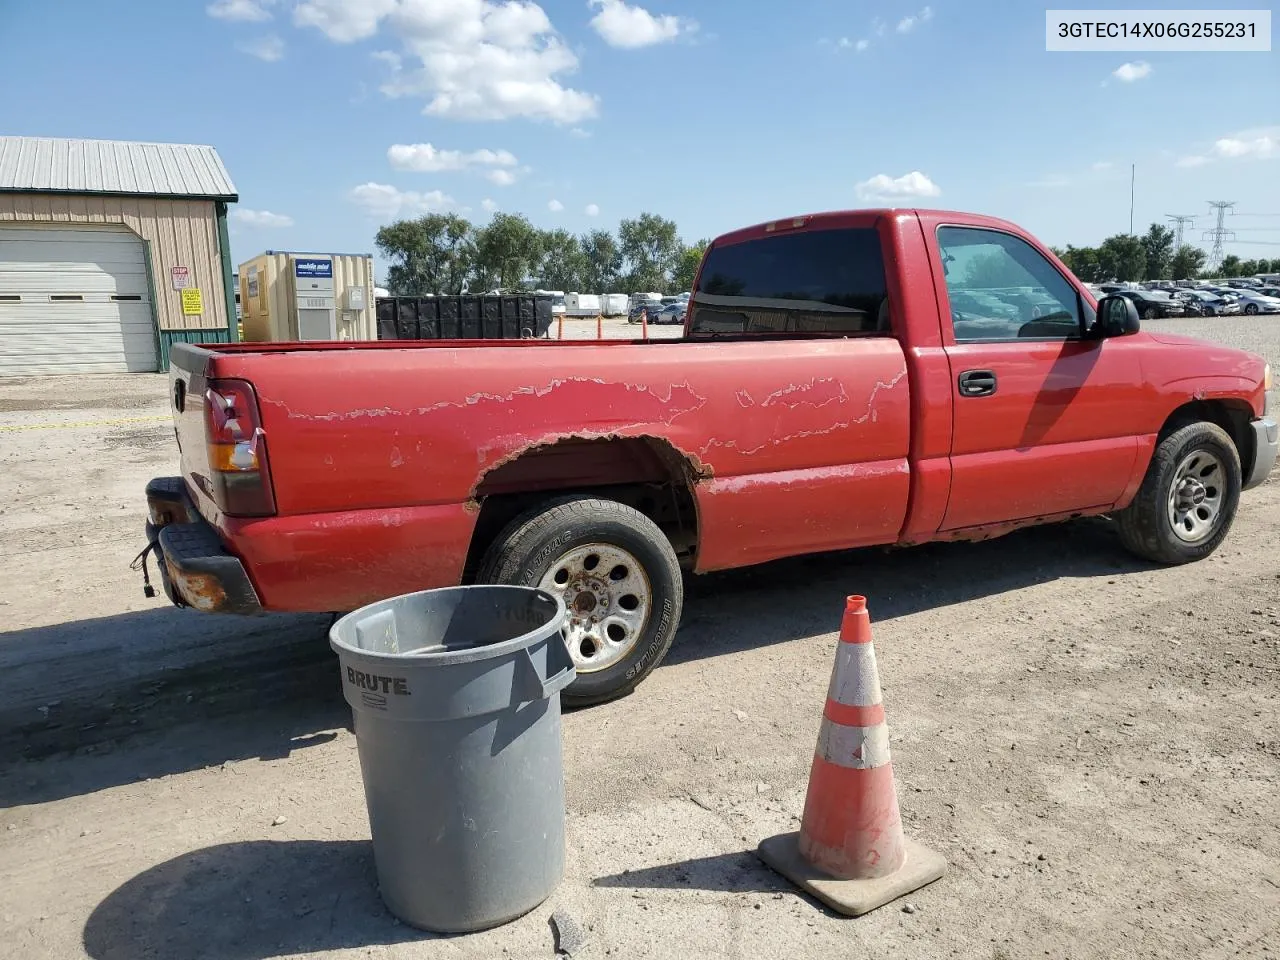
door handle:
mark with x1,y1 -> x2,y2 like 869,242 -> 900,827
958,369 -> 997,397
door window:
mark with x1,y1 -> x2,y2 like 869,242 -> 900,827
937,227 -> 1083,342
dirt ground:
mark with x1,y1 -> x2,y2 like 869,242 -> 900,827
1,317 -> 1278,960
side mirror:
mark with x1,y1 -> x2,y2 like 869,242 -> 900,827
1095,295 -> 1141,338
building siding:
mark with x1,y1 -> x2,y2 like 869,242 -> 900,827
0,192 -> 227,331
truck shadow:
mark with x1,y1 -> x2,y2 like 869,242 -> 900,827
667,516 -> 1148,667
2,519 -> 1145,808
0,608 -> 347,807
82,839 -> 429,960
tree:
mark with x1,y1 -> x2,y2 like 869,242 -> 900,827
375,214 -> 475,295
1096,234 -> 1146,281
618,213 -> 681,292
1217,254 -> 1242,278
963,250 -> 1034,288
1237,259 -> 1260,277
1059,244 -> 1104,283
536,229 -> 587,291
1168,244 -> 1207,280
580,229 -> 622,292
671,239 -> 710,292
473,213 -> 543,291
1140,223 -> 1175,281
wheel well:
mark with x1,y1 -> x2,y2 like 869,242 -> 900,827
463,436 -> 700,581
1159,399 -> 1254,472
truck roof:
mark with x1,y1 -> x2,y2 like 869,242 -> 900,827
710,208 -> 1030,248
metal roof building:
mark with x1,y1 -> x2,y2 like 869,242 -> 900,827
0,137 -> 238,201
0,136 -> 239,375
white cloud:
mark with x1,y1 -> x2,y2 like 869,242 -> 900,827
294,0 -> 395,42
855,38 -> 870,52
232,208 -> 294,228
207,0 -> 273,22
548,199 -> 564,212
896,6 -> 933,33
237,35 -> 285,61
1112,61 -> 1152,82
569,127 -> 592,139
1176,155 -> 1210,168
585,203 -> 600,216
836,37 -> 851,49
589,0 -> 694,48
487,169 -> 518,186
873,18 -> 887,37
349,182 -> 454,219
387,142 -> 518,173
855,171 -> 941,201
1213,129 -> 1278,160
481,198 -> 498,213
297,0 -> 597,124
1092,161 -> 1113,171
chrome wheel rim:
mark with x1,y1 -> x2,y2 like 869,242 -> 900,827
537,543 -> 652,673
1167,450 -> 1225,543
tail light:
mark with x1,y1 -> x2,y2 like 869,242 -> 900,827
204,378 -> 277,517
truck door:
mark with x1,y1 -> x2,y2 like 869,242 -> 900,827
929,224 -> 1145,531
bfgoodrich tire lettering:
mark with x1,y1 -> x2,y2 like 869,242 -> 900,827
1116,421 -> 1242,565
476,495 -> 683,706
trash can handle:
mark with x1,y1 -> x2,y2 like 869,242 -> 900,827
516,637 -> 575,702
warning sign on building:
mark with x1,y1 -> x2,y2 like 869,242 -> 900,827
181,288 -> 203,316
170,266 -> 191,290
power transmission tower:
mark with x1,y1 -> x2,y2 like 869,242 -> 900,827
1203,201 -> 1237,271
1165,214 -> 1196,247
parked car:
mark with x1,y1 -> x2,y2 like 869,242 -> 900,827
1115,289 -> 1188,319
1176,290 -> 1240,317
141,207 -> 1276,705
654,302 -> 686,325
1256,286 -> 1280,300
1232,290 -> 1280,315
628,300 -> 663,323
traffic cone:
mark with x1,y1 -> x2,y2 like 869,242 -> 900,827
757,595 -> 945,916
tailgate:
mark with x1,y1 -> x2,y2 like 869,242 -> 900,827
168,343 -> 219,523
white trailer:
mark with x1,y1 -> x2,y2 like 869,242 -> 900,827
565,293 -> 602,317
601,293 -> 628,317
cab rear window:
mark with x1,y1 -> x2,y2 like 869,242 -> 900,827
689,227 -> 888,337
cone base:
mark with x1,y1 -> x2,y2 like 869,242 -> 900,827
757,833 -> 946,917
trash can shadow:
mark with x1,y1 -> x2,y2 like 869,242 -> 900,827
83,839 -> 430,960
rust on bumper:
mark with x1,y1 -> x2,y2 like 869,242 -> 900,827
145,477 -> 264,616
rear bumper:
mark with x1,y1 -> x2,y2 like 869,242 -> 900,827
1244,418 -> 1279,491
144,477 -> 263,615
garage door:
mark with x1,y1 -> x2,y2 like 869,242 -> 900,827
0,224 -> 158,375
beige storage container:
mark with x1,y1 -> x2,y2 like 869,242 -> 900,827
238,251 -> 375,342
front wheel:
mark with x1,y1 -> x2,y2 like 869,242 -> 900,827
1143,306 -> 1159,320
1116,421 -> 1241,564
1244,303 -> 1260,315
476,496 -> 683,706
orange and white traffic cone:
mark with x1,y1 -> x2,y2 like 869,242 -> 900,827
757,595 -> 945,916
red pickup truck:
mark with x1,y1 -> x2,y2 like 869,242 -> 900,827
143,208 -> 1276,704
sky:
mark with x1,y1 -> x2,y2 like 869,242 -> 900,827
1,0 -> 1277,281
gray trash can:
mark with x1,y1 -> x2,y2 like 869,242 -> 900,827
329,585 -> 574,933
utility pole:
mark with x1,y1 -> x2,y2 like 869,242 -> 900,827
1129,163 -> 1135,236
1165,214 -> 1196,247
1203,201 -> 1237,272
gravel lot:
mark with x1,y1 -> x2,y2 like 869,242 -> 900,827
1,315 -> 1277,960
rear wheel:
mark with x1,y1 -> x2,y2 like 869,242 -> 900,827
1116,421 -> 1241,564
1142,306 -> 1159,320
476,496 -> 683,706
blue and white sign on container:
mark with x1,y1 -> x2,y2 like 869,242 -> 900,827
295,258 -> 333,279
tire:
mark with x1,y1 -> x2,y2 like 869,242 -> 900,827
1116,421 -> 1241,565
1142,306 -> 1158,320
1244,303 -> 1260,315
476,495 -> 683,706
